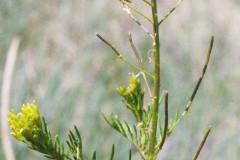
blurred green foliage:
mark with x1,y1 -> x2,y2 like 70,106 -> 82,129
1,0 -> 240,159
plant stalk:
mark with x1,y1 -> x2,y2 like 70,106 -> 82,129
148,0 -> 160,159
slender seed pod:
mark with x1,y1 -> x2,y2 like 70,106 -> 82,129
125,0 -> 132,3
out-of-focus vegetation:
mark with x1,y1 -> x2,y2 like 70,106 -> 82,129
1,0 -> 240,159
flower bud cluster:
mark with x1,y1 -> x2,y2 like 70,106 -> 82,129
8,103 -> 42,142
117,75 -> 144,122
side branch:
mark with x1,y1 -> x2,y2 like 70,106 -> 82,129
120,0 -> 153,24
184,36 -> 214,112
158,0 -> 185,26
123,6 -> 154,39
96,33 -> 154,79
142,0 -> 153,6
168,36 -> 214,133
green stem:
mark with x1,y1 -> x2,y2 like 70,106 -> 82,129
148,0 -> 160,159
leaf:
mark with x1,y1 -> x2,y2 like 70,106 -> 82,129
102,113 -> 127,137
66,126 -> 84,160
110,144 -> 115,160
133,125 -> 139,144
124,120 -> 133,140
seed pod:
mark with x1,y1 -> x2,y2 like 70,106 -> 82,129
125,0 -> 132,3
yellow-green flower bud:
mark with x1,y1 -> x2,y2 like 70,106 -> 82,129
129,75 -> 141,93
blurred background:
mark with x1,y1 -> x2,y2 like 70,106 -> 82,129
0,0 -> 239,159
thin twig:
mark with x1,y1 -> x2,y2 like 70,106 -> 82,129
128,32 -> 152,97
120,0 -> 153,24
96,33 -> 154,79
193,126 -> 211,160
168,36 -> 214,134
158,0 -> 185,26
1,37 -> 20,160
142,0 -> 153,7
123,6 -> 154,39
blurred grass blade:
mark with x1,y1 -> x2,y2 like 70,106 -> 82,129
92,150 -> 96,160
128,149 -> 132,160
1,37 -> 20,160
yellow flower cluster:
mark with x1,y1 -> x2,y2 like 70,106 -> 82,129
117,74 -> 141,97
8,103 -> 42,142
117,75 -> 144,122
